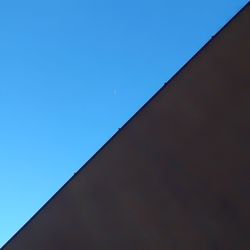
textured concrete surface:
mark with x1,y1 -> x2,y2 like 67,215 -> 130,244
2,3 -> 250,250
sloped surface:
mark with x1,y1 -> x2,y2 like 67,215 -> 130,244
2,3 -> 250,250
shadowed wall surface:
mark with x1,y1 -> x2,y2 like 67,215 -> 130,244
2,3 -> 250,250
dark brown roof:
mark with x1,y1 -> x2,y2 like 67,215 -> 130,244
2,2 -> 250,250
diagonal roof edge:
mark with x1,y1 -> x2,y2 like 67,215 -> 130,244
2,1 -> 250,249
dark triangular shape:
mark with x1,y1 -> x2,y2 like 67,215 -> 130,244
2,3 -> 250,250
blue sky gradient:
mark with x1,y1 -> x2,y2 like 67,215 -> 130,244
0,0 -> 248,246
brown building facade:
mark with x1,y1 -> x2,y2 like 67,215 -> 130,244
2,3 -> 250,250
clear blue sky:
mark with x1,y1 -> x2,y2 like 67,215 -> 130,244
0,0 -> 248,246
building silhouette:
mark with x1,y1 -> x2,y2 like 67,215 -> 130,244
2,2 -> 250,250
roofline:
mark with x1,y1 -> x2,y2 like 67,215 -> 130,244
2,1 -> 250,249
